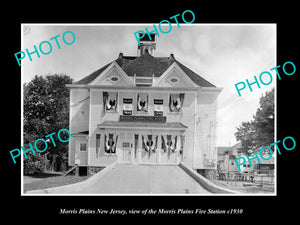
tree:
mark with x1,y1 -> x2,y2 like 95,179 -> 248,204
23,74 -> 73,174
235,88 -> 274,155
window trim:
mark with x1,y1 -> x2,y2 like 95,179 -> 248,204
168,93 -> 184,114
103,91 -> 119,113
104,132 -> 118,156
136,92 -> 149,114
79,143 -> 87,152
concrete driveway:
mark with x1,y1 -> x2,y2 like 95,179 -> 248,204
27,164 -> 212,194
86,164 -> 211,194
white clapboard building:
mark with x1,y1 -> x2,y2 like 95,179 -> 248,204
66,34 -> 222,175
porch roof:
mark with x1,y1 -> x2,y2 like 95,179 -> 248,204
71,130 -> 89,136
97,121 -> 187,130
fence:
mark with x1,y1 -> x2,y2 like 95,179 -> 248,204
217,170 -> 274,185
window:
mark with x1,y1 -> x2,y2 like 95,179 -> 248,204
137,93 -> 148,113
80,143 -> 87,152
104,133 -> 118,155
123,98 -> 133,115
169,93 -> 185,113
103,92 -> 118,112
96,134 -> 101,158
154,99 -> 163,116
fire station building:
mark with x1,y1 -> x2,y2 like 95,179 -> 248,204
66,34 -> 222,174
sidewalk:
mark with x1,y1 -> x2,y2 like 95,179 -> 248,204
86,164 -> 211,194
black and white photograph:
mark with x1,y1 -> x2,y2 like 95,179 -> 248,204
3,5 -> 298,221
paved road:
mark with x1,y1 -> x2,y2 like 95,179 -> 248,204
83,164 -> 211,194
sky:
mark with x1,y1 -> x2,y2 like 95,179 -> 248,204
22,24 -> 276,147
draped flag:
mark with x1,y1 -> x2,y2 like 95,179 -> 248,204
103,92 -> 118,112
169,93 -> 184,112
142,135 -> 158,158
96,134 -> 101,158
104,133 -> 118,154
137,93 -> 148,112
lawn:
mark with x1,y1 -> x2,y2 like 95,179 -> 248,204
23,173 -> 91,193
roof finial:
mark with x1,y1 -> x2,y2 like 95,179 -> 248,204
170,52 -> 175,59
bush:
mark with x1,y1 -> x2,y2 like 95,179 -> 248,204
23,152 -> 47,175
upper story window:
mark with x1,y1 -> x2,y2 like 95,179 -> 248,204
154,99 -> 163,116
123,98 -> 133,115
137,93 -> 148,113
169,93 -> 185,113
103,92 -> 118,112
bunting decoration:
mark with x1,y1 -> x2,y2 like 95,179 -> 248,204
161,135 -> 167,153
103,92 -> 118,112
169,93 -> 184,112
142,135 -> 158,157
137,93 -> 148,112
166,135 -> 177,153
96,134 -> 101,158
161,135 -> 178,158
104,133 -> 118,154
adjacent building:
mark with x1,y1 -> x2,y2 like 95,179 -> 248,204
66,34 -> 222,174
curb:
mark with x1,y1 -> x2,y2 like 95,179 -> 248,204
179,162 -> 239,194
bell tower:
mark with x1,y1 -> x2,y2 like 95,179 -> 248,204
137,33 -> 156,56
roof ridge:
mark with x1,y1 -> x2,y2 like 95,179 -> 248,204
122,52 -> 168,77
76,61 -> 112,84
122,52 -> 165,70
174,59 -> 216,87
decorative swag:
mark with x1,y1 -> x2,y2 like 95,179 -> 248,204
104,133 -> 118,154
161,135 -> 178,153
142,135 -> 158,158
169,93 -> 185,112
103,92 -> 118,112
137,93 -> 148,112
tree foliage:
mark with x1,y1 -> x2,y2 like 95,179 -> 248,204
235,88 -> 274,154
23,74 -> 73,174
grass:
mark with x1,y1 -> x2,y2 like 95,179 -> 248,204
23,173 -> 91,193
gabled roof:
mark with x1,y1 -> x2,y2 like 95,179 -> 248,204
76,62 -> 111,84
121,53 -> 167,77
76,51 -> 216,87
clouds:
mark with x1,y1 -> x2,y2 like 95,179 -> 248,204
170,24 -> 276,146
22,24 -> 276,146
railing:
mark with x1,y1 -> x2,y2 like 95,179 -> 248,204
133,74 -> 153,86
